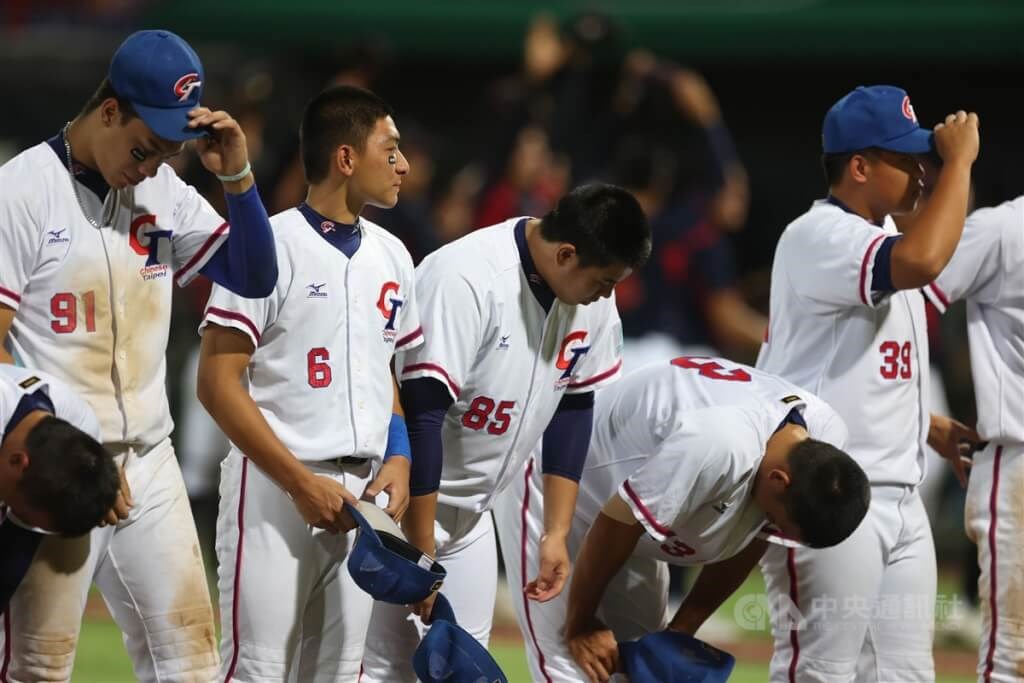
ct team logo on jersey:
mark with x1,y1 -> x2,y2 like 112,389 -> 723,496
554,330 -> 591,389
129,214 -> 173,280
173,73 -> 202,102
376,281 -> 405,343
901,95 -> 917,123
320,220 -> 336,234
46,228 -> 70,245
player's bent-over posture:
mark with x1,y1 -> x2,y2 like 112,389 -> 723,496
198,86 -> 418,682
756,85 -> 980,681
0,30 -> 277,681
0,365 -> 119,611
927,197 -> 1024,682
360,184 -> 652,682
497,356 -> 870,683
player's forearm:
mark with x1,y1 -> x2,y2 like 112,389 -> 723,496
402,492 -> 438,557
565,511 -> 642,637
0,305 -> 15,364
542,474 -> 579,539
891,160 -> 972,287
668,538 -> 768,635
197,369 -> 309,496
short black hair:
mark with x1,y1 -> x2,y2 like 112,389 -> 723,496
538,183 -> 652,269
79,78 -> 138,121
300,85 -> 394,184
18,416 -> 119,536
783,438 -> 870,549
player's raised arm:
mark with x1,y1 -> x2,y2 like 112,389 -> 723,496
565,493 -> 644,683
888,110 -> 980,289
198,324 -> 357,533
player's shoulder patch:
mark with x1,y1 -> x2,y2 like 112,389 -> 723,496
780,394 -> 802,405
18,376 -> 41,390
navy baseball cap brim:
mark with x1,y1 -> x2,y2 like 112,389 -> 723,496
619,631 -> 736,683
874,126 -> 934,154
346,502 -> 446,605
131,102 -> 207,142
412,594 -> 508,683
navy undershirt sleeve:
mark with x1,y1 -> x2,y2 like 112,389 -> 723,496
0,519 -> 42,612
872,235 -> 901,293
401,377 -> 454,496
200,185 -> 278,297
541,391 -> 595,482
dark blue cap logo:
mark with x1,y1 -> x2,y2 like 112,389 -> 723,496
109,30 -> 206,142
822,85 -> 933,156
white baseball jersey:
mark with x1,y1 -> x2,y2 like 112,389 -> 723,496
0,141 -> 229,448
578,357 -> 847,565
201,207 -> 421,461
926,196 -> 1024,444
757,200 -> 930,486
397,218 -> 623,512
0,364 -> 100,442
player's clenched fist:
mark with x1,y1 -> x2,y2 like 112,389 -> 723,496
289,472 -> 359,534
567,618 -> 620,683
932,110 -> 980,166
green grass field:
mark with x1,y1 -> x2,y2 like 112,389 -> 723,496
71,571 -> 978,682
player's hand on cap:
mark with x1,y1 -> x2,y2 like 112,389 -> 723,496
290,472 -> 359,534
567,617 -> 619,683
932,110 -> 980,167
100,459 -> 133,527
927,413 -> 980,488
189,107 -> 251,182
362,457 -> 411,522
525,533 -> 571,602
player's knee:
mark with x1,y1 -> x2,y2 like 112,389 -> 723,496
13,634 -> 79,683
145,606 -> 219,680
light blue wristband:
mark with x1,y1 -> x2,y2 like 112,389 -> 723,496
384,413 -> 411,462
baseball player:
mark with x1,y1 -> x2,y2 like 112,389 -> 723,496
495,356 -> 869,682
924,196 -> 1024,682
360,184 -> 652,682
754,85 -> 979,681
0,364 -> 119,610
0,30 -> 277,681
197,85 -> 419,682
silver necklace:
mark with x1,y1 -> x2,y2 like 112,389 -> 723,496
62,121 -> 116,229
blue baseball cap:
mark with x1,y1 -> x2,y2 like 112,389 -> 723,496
109,30 -> 206,142
823,85 -> 933,155
619,631 -> 736,683
346,501 -> 446,605
412,593 -> 508,683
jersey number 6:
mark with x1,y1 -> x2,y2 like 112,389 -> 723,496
307,347 -> 332,388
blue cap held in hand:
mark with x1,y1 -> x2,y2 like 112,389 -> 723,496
823,85 -> 933,155
412,593 -> 508,683
346,501 -> 445,605
619,630 -> 735,683
109,30 -> 206,142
